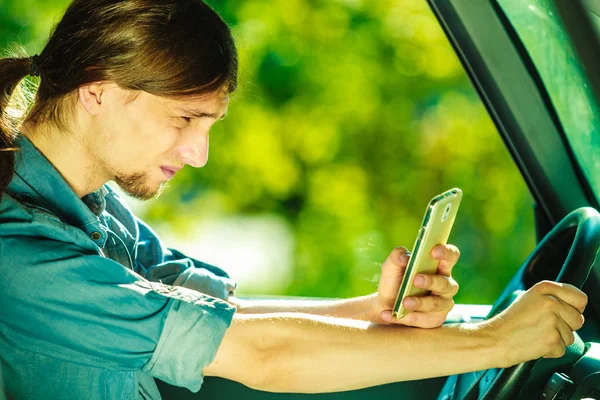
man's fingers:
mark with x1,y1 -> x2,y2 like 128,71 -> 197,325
379,247 -> 410,298
379,309 -> 446,328
543,319 -> 571,359
553,297 -> 586,332
391,311 -> 446,329
413,274 -> 459,298
431,244 -> 460,262
382,247 -> 410,273
532,281 -> 588,313
403,295 -> 454,314
431,244 -> 460,276
380,310 -> 393,323
557,319 -> 576,348
543,341 -> 567,359
377,245 -> 460,327
532,284 -> 584,359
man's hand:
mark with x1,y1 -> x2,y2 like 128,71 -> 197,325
374,245 -> 460,328
483,281 -> 587,367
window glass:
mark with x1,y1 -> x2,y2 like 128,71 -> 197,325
5,0 -> 536,305
140,0 -> 536,304
498,0 -> 600,201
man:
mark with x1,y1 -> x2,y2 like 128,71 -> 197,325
0,0 -> 587,399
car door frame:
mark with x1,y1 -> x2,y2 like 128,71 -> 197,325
427,0 -> 600,233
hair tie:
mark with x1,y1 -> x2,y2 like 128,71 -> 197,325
29,54 -> 41,77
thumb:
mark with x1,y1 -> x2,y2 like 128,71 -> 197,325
379,247 -> 410,297
380,310 -> 393,323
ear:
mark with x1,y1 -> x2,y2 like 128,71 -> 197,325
78,83 -> 105,116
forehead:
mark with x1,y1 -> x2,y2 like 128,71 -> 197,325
159,89 -> 230,110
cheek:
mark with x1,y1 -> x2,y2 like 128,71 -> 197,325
116,99 -> 173,145
121,120 -> 180,158
103,101 -> 181,161
153,128 -> 180,157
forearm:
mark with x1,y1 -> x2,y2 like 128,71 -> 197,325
229,293 -> 378,322
259,316 -> 501,392
205,313 -> 503,393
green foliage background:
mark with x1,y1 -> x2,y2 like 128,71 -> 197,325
1,0 -> 535,304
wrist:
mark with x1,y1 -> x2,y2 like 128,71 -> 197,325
473,319 -> 512,369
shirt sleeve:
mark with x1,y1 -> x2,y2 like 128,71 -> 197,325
135,217 -> 237,299
0,235 -> 235,392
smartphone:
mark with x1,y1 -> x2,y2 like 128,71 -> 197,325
392,188 -> 463,319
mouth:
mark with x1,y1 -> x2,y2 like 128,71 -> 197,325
160,166 -> 181,179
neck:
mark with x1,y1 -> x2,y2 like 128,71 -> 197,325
19,122 -> 108,198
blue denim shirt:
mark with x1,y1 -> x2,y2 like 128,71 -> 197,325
0,135 -> 237,399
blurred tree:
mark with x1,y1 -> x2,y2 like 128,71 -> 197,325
1,0 -> 535,304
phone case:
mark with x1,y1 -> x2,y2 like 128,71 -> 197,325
392,188 -> 462,319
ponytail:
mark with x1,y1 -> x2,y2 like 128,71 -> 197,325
0,51 -> 37,195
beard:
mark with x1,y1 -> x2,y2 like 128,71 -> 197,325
114,171 -> 169,201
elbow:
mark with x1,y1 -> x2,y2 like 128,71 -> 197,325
211,314 -> 311,393
241,337 -> 287,391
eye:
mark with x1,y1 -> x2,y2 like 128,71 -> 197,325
181,116 -> 192,124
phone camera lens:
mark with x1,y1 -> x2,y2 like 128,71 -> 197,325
442,204 -> 452,222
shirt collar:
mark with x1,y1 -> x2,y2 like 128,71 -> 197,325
7,134 -> 109,247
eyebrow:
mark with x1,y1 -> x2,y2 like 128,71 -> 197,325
178,108 -> 227,120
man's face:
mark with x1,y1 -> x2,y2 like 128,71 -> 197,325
86,84 -> 229,200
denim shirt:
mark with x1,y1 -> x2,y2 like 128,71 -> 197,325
0,135 -> 237,400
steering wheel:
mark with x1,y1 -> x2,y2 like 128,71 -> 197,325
438,207 -> 600,400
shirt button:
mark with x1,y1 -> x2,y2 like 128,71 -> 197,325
91,232 -> 102,241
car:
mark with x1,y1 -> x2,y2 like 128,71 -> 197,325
2,0 -> 599,399
164,0 -> 598,399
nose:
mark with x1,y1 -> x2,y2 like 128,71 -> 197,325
177,131 -> 209,168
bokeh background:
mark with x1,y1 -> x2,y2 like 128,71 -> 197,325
1,0 -> 536,304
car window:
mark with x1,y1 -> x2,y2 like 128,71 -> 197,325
6,0 -> 536,305
135,1 -> 536,305
497,0 -> 600,202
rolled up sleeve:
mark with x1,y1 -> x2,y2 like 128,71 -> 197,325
172,266 -> 237,300
138,281 -> 233,392
135,217 -> 237,300
0,236 -> 235,392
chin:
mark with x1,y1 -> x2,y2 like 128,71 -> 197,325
114,173 -> 169,201
131,182 -> 169,201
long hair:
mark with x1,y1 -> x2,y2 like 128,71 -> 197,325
0,0 -> 238,195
